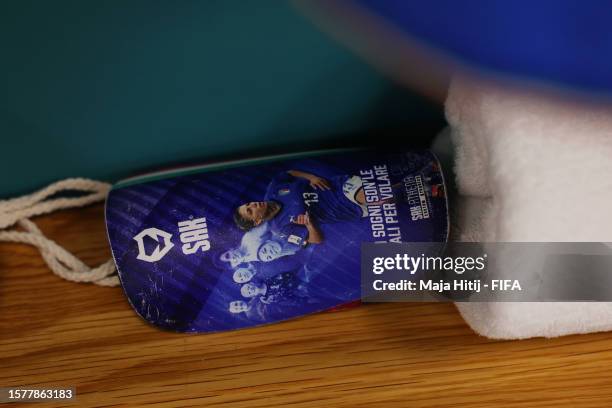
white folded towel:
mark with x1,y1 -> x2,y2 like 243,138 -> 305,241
443,75 -> 612,339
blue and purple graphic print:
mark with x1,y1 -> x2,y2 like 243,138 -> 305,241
105,149 -> 448,332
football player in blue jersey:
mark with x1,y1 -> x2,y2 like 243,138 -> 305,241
233,169 -> 391,240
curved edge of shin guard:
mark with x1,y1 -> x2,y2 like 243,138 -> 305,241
104,149 -> 449,333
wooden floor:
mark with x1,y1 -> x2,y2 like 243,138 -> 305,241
2,204 -> 612,407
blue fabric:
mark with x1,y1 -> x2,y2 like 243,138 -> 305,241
355,0 -> 612,95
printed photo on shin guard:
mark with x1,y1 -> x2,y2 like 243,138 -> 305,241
105,150 -> 448,332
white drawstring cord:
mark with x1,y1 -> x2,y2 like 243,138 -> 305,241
0,178 -> 119,286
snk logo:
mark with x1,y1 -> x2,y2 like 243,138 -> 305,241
133,227 -> 174,263
178,217 -> 211,254
133,217 -> 211,263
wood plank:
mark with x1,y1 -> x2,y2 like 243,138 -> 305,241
2,204 -> 612,407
